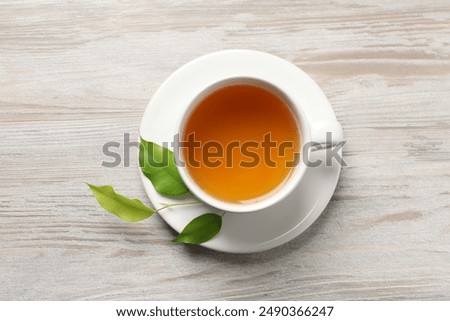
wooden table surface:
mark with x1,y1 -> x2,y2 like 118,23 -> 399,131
1,0 -> 449,300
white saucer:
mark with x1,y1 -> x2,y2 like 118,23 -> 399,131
139,50 -> 341,253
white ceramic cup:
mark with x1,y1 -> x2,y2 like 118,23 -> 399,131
175,73 -> 342,213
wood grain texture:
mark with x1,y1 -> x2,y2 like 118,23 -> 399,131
1,0 -> 450,300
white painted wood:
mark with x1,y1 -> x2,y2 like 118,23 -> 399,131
0,0 -> 449,300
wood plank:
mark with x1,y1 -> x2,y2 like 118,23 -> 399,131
0,0 -> 449,300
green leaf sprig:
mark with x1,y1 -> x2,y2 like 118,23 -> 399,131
88,138 -> 223,245
173,213 -> 222,244
87,184 -> 154,222
139,140 -> 188,197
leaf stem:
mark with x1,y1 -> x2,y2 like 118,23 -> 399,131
156,200 -> 202,213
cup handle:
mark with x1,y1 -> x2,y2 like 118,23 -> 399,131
309,121 -> 343,149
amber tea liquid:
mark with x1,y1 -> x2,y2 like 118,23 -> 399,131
182,84 -> 300,203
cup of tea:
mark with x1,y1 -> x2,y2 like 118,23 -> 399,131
174,53 -> 343,213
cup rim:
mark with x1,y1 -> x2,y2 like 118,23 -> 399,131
175,76 -> 312,213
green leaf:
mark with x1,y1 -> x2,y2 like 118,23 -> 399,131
87,183 -> 154,222
139,138 -> 189,197
173,213 -> 222,244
